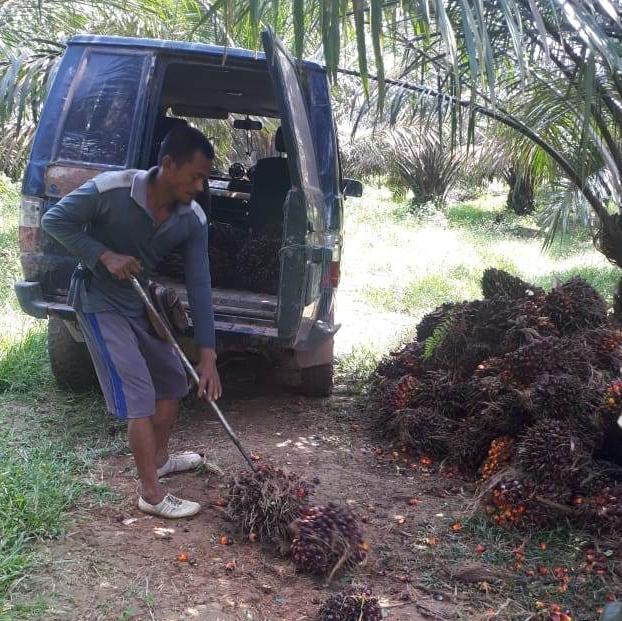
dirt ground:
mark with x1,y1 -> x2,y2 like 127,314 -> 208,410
13,362 -> 483,621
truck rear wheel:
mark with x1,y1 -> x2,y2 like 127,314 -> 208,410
300,364 -> 334,397
47,317 -> 97,392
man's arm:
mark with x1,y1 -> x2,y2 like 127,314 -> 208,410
42,180 -> 141,278
182,221 -> 221,400
41,180 -> 109,270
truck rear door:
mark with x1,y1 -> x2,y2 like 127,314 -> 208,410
261,29 -> 325,346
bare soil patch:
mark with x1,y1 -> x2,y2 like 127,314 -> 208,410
12,375 -> 475,621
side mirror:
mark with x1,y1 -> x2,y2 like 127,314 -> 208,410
342,178 -> 363,198
233,118 -> 263,131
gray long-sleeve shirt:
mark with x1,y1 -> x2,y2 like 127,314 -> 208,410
42,167 -> 216,348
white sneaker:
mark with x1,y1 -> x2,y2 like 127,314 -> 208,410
157,452 -> 202,477
138,493 -> 201,518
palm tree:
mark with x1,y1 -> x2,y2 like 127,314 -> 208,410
2,0 -> 622,266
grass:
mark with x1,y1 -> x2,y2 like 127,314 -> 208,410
408,513 -> 619,620
342,187 -> 619,319
0,174 -> 125,615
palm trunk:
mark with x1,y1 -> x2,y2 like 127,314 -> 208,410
506,168 -> 535,215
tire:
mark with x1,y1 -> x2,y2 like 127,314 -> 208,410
47,317 -> 97,392
300,364 -> 334,397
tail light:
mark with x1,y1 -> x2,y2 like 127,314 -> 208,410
19,196 -> 43,252
328,260 -> 341,288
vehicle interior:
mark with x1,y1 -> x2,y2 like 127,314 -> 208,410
150,60 -> 292,316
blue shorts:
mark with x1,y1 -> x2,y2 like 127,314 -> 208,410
77,311 -> 189,419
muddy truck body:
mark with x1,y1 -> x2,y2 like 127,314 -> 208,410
14,31 -> 362,397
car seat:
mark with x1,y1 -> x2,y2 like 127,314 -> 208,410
247,126 -> 290,234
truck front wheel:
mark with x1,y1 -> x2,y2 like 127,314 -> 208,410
300,364 -> 334,397
47,317 -> 97,392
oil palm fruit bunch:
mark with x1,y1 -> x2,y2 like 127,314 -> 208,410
605,378 -> 622,412
544,277 -> 608,334
207,222 -> 242,287
500,337 -> 592,386
290,503 -> 368,577
236,235 -> 282,294
516,419 -> 591,486
453,391 -> 531,472
592,485 -> 622,531
416,302 -> 460,342
318,585 -> 382,621
487,476 -> 534,528
481,268 -> 544,301
225,465 -> 314,544
479,436 -> 515,480
208,242 -> 235,287
388,407 -> 454,458
385,374 -> 420,412
376,342 -> 425,380
532,374 -> 603,428
583,328 -> 622,372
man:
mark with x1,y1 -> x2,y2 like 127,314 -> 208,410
42,125 -> 221,519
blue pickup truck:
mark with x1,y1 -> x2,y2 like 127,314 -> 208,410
14,30 -> 362,397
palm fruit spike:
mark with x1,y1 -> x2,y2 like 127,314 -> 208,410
481,268 -> 543,300
479,436 -> 515,480
318,585 -> 383,621
225,464 -> 314,544
388,407 -> 454,458
544,276 -> 608,334
516,419 -> 591,485
290,503 -> 368,578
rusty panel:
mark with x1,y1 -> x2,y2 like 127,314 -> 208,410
45,165 -> 104,198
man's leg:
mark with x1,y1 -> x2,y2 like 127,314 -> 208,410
77,311 -> 200,517
128,417 -> 165,505
153,399 -> 178,469
132,314 -> 203,476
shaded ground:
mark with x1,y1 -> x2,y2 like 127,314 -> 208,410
9,371 -> 477,621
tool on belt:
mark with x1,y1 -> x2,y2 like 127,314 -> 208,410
130,276 -> 258,472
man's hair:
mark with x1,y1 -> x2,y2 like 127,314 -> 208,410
158,125 -> 215,166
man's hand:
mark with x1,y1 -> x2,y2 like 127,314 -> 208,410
99,250 -> 142,280
197,348 -> 222,401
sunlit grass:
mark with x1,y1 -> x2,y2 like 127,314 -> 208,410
342,185 -> 619,317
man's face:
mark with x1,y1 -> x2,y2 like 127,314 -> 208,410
162,150 -> 213,204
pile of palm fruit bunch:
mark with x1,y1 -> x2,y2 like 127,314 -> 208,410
369,268 -> 622,531
317,585 -> 382,621
224,468 -> 369,578
155,222 -> 242,287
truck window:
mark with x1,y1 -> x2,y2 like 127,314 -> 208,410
57,52 -> 147,166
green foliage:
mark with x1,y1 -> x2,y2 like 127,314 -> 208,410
335,345 -> 381,393
0,427 -> 84,597
0,175 -> 20,307
0,326 -> 51,393
422,316 -> 452,360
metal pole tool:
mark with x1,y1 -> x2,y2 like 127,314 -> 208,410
130,276 -> 258,472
